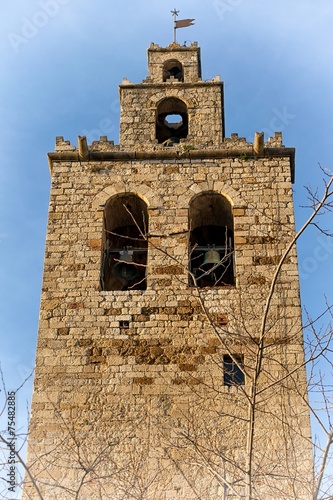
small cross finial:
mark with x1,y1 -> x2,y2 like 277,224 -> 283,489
172,9 -> 180,43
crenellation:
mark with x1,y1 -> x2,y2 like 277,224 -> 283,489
55,136 -> 76,151
266,131 -> 284,147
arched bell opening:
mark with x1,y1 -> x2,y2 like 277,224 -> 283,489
163,59 -> 184,82
189,192 -> 234,287
156,97 -> 188,145
100,194 -> 148,291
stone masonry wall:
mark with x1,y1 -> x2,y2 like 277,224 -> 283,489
147,42 -> 202,83
23,143 -> 313,499
119,82 -> 224,149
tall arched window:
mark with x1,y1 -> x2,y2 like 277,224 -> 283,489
163,59 -> 184,82
100,194 -> 148,291
189,192 -> 234,287
156,97 -> 188,145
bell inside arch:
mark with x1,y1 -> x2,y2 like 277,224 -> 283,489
201,249 -> 221,272
112,250 -> 139,281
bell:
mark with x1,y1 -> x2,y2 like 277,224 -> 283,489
112,250 -> 139,280
201,249 -> 221,272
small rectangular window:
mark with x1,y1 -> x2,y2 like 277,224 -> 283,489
119,320 -> 129,329
223,355 -> 244,386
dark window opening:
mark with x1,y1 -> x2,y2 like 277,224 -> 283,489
189,193 -> 235,287
163,60 -> 184,82
100,194 -> 148,291
119,320 -> 129,329
223,355 -> 245,386
156,98 -> 188,144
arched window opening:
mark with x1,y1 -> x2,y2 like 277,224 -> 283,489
189,192 -> 234,287
100,194 -> 148,291
163,60 -> 184,82
156,98 -> 188,145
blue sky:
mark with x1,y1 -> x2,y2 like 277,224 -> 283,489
0,0 -> 333,495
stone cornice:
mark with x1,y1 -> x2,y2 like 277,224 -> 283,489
48,147 -> 295,182
119,80 -> 222,89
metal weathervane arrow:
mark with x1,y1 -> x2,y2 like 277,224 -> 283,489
171,9 -> 195,43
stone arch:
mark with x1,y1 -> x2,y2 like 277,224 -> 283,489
155,97 -> 188,144
188,191 -> 235,287
100,193 -> 148,291
92,183 -> 163,211
189,181 -> 243,208
163,59 -> 184,82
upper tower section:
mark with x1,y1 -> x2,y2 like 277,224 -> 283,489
147,42 -> 202,83
119,42 -> 225,150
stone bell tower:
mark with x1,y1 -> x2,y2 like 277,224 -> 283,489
24,42 -> 313,499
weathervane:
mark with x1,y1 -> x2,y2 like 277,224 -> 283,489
171,8 -> 195,44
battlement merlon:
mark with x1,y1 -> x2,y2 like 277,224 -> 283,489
49,132 -> 295,182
